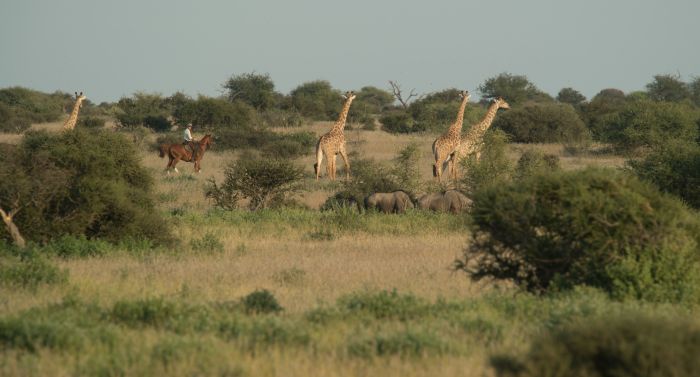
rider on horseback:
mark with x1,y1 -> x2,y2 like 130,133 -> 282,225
183,124 -> 198,160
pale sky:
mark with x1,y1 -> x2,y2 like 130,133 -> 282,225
1,0 -> 698,103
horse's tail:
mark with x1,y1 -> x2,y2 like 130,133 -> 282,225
158,144 -> 168,158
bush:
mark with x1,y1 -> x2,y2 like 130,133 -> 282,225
598,100 -> 699,152
380,109 -> 423,134
190,232 -> 224,253
348,329 -> 447,358
0,87 -> 68,123
458,168 -> 700,302
262,131 -> 316,159
493,314 -> 700,377
111,298 -> 179,328
289,81 -> 342,120
629,139 -> 700,209
493,102 -> 590,143
0,130 -> 172,245
242,290 -> 283,314
77,116 -> 106,129
0,252 -> 68,289
222,72 -> 278,110
0,102 -> 32,133
458,129 -> 513,194
514,149 -> 560,181
205,158 -> 304,210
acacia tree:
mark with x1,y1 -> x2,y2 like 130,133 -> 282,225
478,73 -> 552,105
646,74 -> 691,103
557,87 -> 586,107
223,72 -> 277,110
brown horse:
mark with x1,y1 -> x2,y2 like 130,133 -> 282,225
159,134 -> 212,174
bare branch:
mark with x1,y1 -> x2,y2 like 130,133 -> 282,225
389,80 -> 421,109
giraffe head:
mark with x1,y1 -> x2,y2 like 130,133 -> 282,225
492,97 -> 510,110
74,92 -> 87,107
342,90 -> 356,101
458,90 -> 470,101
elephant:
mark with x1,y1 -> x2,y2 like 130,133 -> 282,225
417,190 -> 472,213
364,191 -> 415,214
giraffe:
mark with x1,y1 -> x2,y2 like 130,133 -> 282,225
446,97 -> 510,179
314,91 -> 356,180
62,91 -> 87,131
431,90 -> 470,181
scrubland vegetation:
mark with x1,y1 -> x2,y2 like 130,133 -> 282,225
1,72 -> 700,376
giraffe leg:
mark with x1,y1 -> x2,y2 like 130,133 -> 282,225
315,146 -> 324,180
330,154 -> 338,181
339,148 -> 350,180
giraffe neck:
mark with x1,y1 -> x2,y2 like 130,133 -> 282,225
464,101 -> 500,141
447,95 -> 469,137
63,98 -> 84,129
331,97 -> 354,133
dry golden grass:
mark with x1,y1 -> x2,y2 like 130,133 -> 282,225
0,123 -> 628,377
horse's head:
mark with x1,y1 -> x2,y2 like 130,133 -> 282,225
201,134 -> 213,147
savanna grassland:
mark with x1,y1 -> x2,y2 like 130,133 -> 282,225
4,120 -> 684,377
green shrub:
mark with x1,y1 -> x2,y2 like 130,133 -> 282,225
262,131 -> 316,159
459,129 -> 514,194
111,298 -> 179,328
43,235 -> 112,258
340,290 -> 428,320
0,130 -> 172,245
597,100 -> 698,152
77,116 -> 106,129
0,252 -> 68,289
289,80 -> 342,120
190,232 -> 224,253
458,168 -> 700,302
493,102 -> 590,143
0,317 -> 84,352
222,72 -> 278,110
242,290 -> 283,314
493,314 -> 700,377
348,329 -> 448,358
260,108 -> 303,128
205,158 -> 304,210
0,86 -> 68,123
380,109 -> 422,134
514,149 -> 560,181
629,139 -> 700,209
0,102 -> 32,133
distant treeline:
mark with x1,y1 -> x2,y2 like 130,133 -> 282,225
1,72 -> 699,149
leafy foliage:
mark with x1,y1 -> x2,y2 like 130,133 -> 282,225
493,102 -> 590,143
458,168 -> 700,302
478,73 -> 552,105
514,149 -> 560,181
458,129 -> 514,194
0,130 -> 171,245
629,139 -> 700,209
493,314 -> 700,377
646,74 -> 692,102
205,158 -> 304,210
289,80 -> 342,120
598,100 -> 699,152
556,87 -> 586,108
222,72 -> 278,110
242,290 -> 283,314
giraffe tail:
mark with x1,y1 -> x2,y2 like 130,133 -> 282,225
431,139 -> 438,178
